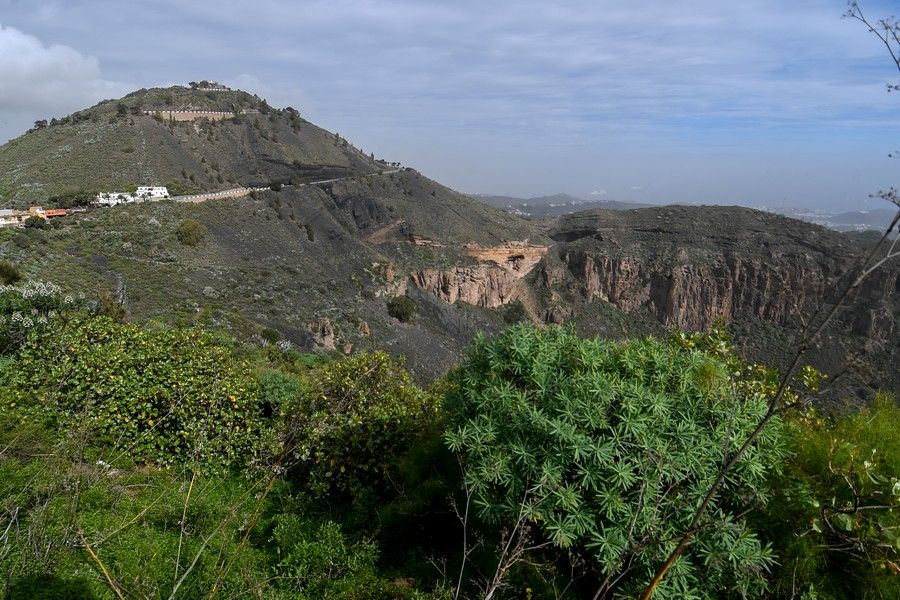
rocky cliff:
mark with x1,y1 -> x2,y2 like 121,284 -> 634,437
409,243 -> 548,308
411,265 -> 521,308
563,251 -> 842,330
547,206 -> 893,331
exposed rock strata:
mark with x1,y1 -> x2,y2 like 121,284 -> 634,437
411,265 -> 521,308
547,206 -> 897,334
564,251 -> 839,330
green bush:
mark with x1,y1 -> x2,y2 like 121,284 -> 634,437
261,326 -> 281,344
757,393 -> 900,599
0,259 -> 21,285
48,187 -> 96,208
7,316 -> 266,469
0,280 -> 81,355
444,325 -> 787,599
500,300 -> 528,324
272,517 -> 426,598
176,218 -> 208,247
258,369 -> 303,414
286,351 -> 436,498
387,295 -> 416,322
23,216 -> 48,230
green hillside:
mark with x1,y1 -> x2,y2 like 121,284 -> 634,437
0,85 -> 378,208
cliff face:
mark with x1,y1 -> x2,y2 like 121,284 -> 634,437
564,250 -> 839,330
547,206 -> 897,333
409,243 -> 549,308
411,265 -> 521,308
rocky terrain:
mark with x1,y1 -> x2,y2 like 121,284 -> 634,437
1,86 -> 896,398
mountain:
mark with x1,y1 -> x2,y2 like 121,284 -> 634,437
1,86 -> 896,397
828,208 -> 897,231
474,192 -> 652,216
767,206 -> 897,233
0,85 -> 378,207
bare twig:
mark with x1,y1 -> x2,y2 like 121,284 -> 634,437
452,478 -> 474,599
173,471 -> 196,586
79,529 -> 126,600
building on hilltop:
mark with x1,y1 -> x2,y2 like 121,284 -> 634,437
189,80 -> 229,91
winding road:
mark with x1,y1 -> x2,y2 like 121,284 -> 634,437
173,169 -> 401,204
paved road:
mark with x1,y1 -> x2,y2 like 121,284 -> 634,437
172,169 -> 401,204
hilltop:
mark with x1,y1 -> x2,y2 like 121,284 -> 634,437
0,84 -> 378,207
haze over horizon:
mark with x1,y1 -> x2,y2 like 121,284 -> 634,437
1,0 -> 899,211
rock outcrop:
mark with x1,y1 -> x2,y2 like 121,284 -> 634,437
564,251 -> 838,330
547,205 -> 897,333
410,241 -> 548,308
411,265 -> 521,308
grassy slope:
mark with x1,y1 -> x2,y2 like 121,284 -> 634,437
0,87 -> 378,207
0,169 -> 544,380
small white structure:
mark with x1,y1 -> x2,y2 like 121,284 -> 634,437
95,186 -> 169,207
136,186 -> 169,199
0,209 -> 24,228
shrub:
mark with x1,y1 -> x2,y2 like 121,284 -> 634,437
444,325 -> 787,599
500,300 -> 527,324
11,233 -> 31,249
261,326 -> 281,344
286,351 -> 436,498
0,260 -> 21,285
7,317 -> 265,469
165,180 -> 194,197
176,218 -> 208,247
48,187 -> 95,208
0,280 -> 81,355
271,516 -> 431,599
257,369 -> 303,415
387,295 -> 416,323
94,290 -> 126,322
756,393 -> 900,599
23,216 -> 48,230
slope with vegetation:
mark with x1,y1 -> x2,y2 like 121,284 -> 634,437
0,85 -> 377,208
0,280 -> 897,599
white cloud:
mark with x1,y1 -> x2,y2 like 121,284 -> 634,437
590,189 -> 608,196
0,23 -> 128,115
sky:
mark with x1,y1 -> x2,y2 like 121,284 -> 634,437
1,0 -> 899,211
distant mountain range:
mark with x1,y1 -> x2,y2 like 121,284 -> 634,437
474,193 -> 897,233
766,206 -> 897,233
472,193 -> 652,217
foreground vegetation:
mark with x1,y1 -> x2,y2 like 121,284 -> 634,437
0,279 -> 897,599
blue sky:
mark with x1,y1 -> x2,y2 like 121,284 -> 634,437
1,0 -> 899,210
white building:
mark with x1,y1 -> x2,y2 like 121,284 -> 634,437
136,186 -> 169,199
94,193 -> 134,207
0,209 -> 24,228
94,186 -> 169,206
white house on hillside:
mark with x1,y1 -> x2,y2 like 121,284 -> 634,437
0,209 -> 23,227
136,186 -> 170,198
95,186 -> 169,206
